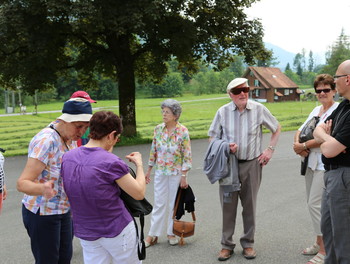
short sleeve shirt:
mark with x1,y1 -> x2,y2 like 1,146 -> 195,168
322,99 -> 350,166
21,123 -> 77,215
208,100 -> 279,160
61,147 -> 132,241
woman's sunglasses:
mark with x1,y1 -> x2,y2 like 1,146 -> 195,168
315,89 -> 332,94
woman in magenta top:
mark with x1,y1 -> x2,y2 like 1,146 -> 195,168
61,111 -> 146,264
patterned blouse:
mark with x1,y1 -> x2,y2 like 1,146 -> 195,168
0,152 -> 5,213
148,122 -> 192,175
22,122 -> 77,215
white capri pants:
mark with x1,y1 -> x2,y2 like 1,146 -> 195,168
148,170 -> 182,237
305,168 -> 325,236
79,221 -> 141,264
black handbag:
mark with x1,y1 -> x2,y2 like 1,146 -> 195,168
120,167 -> 153,217
120,167 -> 152,260
300,156 -> 308,176
299,116 -> 319,176
299,116 -> 320,143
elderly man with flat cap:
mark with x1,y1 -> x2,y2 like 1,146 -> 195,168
208,77 -> 281,261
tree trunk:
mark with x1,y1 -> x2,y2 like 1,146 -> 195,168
113,35 -> 137,137
117,68 -> 136,137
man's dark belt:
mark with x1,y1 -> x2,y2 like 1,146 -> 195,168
238,159 -> 255,163
324,164 -> 350,171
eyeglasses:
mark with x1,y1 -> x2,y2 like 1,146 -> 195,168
315,88 -> 332,94
230,87 -> 250,95
333,74 -> 348,80
161,110 -> 173,115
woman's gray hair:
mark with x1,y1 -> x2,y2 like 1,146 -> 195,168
161,99 -> 182,121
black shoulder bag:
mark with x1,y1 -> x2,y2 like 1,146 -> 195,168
299,116 -> 320,143
120,166 -> 153,260
299,116 -> 320,175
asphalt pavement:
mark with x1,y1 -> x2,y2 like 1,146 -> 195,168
0,131 -> 316,264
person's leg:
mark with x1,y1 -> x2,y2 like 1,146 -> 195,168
321,174 -> 336,264
239,159 -> 261,249
166,173 -> 182,236
79,238 -> 111,264
307,170 -> 325,255
307,170 -> 324,236
326,168 -> 350,263
22,205 -> 62,264
58,211 -> 73,264
219,186 -> 239,250
148,170 -> 169,237
104,221 -> 141,264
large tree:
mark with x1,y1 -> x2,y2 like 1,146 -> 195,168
0,0 -> 270,136
322,29 -> 350,75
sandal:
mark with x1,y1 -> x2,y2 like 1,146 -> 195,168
302,243 -> 320,255
145,236 -> 158,248
307,253 -> 325,264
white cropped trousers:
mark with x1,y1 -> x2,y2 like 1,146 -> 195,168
148,170 -> 182,237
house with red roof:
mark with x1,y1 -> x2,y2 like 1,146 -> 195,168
243,66 -> 301,102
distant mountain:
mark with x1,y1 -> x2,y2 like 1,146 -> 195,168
264,42 -> 295,70
264,42 -> 326,71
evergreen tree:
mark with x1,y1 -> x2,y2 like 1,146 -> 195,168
322,29 -> 350,75
293,53 -> 303,71
285,63 -> 291,72
308,51 -> 314,72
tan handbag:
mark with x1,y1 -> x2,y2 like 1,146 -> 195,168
172,189 -> 196,246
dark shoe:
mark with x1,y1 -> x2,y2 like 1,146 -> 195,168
218,249 -> 234,261
243,247 -> 256,259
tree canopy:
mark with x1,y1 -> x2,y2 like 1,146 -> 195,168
0,0 -> 271,136
322,29 -> 350,75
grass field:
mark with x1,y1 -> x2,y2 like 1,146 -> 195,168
0,94 -> 321,156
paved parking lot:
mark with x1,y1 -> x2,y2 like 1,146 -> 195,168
0,131 -> 316,264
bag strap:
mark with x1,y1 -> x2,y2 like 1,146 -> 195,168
172,188 -> 182,219
131,214 -> 146,260
172,188 -> 196,222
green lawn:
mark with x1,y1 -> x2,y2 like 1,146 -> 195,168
0,94 -> 320,156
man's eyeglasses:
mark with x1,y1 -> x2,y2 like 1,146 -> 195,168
333,74 -> 348,80
315,88 -> 332,94
230,87 -> 250,95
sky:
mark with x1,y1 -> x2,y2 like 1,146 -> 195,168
245,0 -> 350,55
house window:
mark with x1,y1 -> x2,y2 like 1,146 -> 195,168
284,89 -> 289,95
290,89 -> 293,93
274,96 -> 278,100
250,71 -> 254,76
255,89 -> 260,97
254,80 -> 259,86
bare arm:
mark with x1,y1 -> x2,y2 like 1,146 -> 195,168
16,158 -> 55,199
145,166 -> 153,184
2,185 -> 7,200
314,121 -> 347,158
258,124 -> 281,165
293,130 -> 320,157
116,152 -> 146,200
